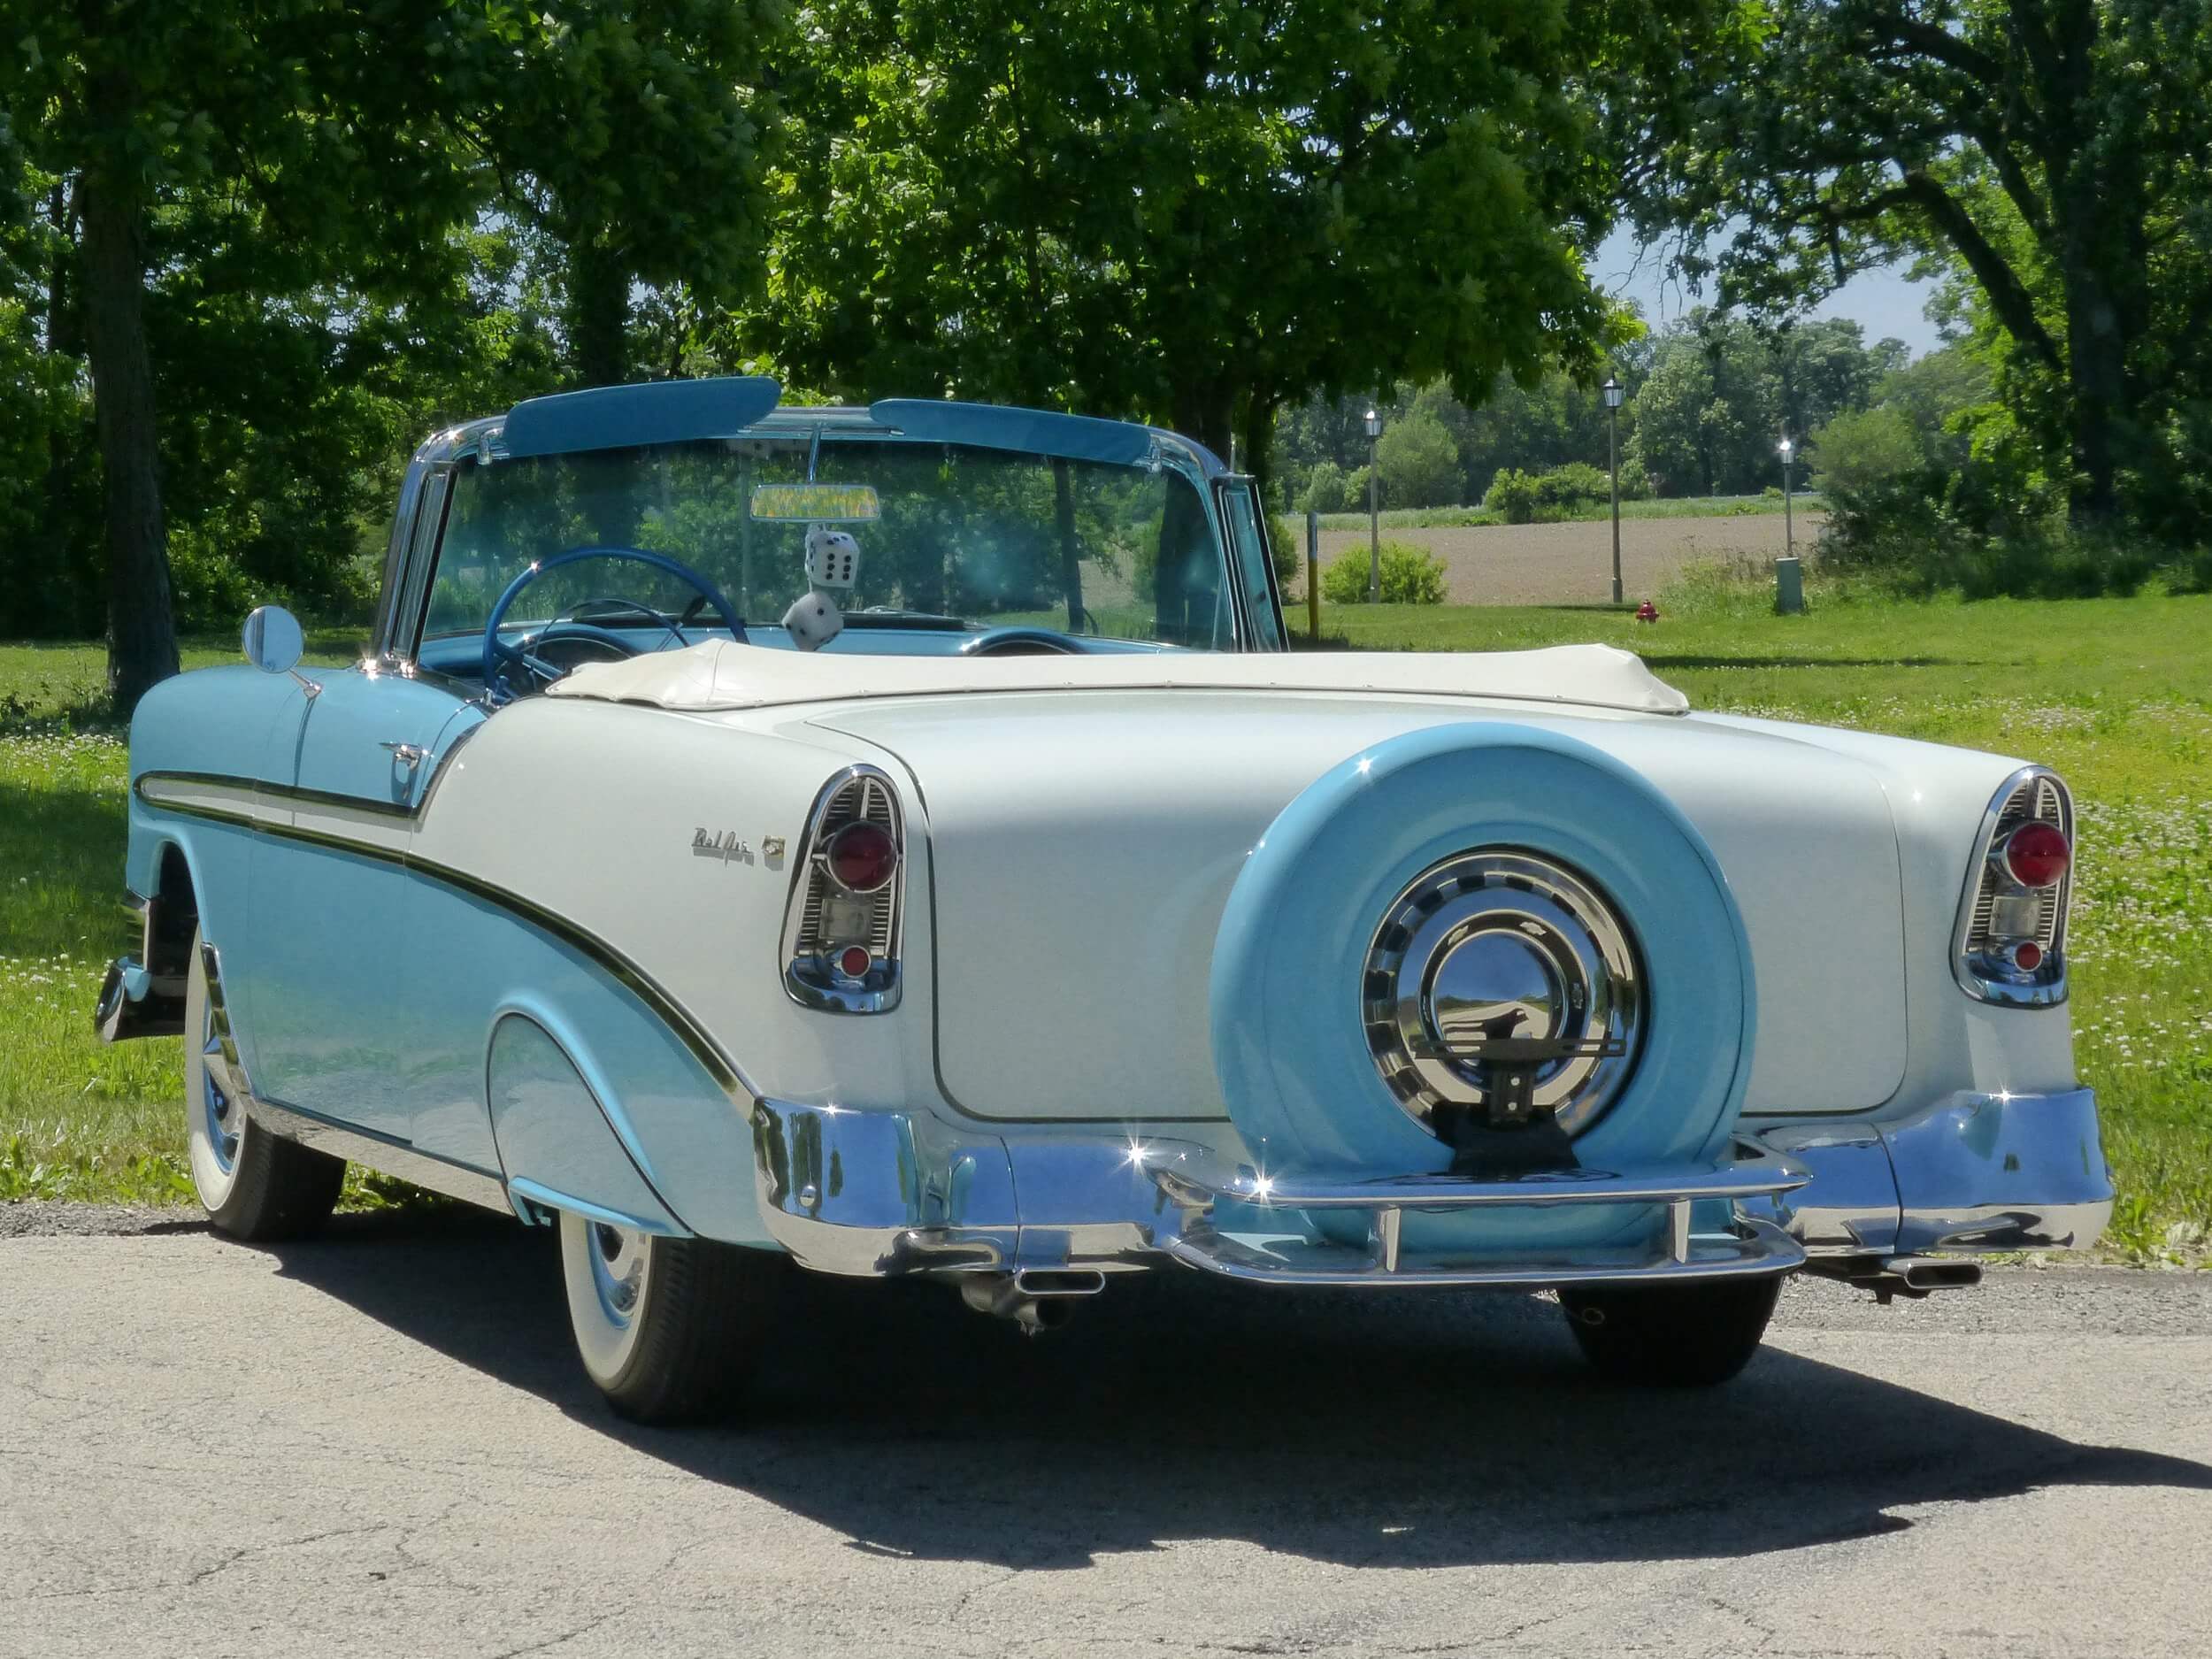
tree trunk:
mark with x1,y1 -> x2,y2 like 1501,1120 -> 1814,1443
79,96 -> 179,715
567,238 -> 633,389
1236,391 -> 1279,503
1170,385 -> 1232,468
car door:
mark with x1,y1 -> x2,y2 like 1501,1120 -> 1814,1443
240,664 -> 466,1140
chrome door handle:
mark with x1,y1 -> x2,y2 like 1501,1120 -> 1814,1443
380,741 -> 428,767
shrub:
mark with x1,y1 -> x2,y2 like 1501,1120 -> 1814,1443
1483,463 -> 1608,522
1483,468 -> 1540,523
1809,406 -> 1923,497
1533,462 -> 1608,508
1268,515 -> 1303,588
1375,411 -> 1463,508
1302,459 -> 1352,514
1320,539 -> 1448,604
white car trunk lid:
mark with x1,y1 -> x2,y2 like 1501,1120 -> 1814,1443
814,693 -> 1909,1125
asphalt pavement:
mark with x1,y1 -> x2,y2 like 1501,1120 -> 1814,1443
3,1203 -> 2208,1657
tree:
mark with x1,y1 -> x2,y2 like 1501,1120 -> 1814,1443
2,2 -> 489,705
1,2 -> 783,710
1625,315 -> 1774,496
457,2 -> 782,389
1809,405 -> 1924,494
1629,0 -> 2212,533
755,1 -> 1733,497
1375,409 -> 1461,508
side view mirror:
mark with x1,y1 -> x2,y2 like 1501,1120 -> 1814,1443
242,605 -> 304,674
242,605 -> 320,697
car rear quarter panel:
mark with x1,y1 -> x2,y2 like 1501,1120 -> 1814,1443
403,697 -> 946,1239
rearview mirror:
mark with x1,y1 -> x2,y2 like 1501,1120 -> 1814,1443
749,482 -> 881,522
242,605 -> 304,674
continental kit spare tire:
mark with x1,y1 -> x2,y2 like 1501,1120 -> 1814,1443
1208,721 -> 1756,1254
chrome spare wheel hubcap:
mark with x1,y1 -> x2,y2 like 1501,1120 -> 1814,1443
1363,849 -> 1643,1138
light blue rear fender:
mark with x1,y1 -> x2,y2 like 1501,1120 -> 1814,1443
486,1011 -> 683,1236
400,876 -> 776,1247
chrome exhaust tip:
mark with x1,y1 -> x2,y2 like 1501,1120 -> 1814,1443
1882,1256 -> 1984,1292
957,1269 -> 1106,1334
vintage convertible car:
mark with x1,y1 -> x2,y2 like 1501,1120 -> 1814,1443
96,376 -> 2112,1422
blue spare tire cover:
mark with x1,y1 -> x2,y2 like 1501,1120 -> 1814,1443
1209,721 -> 1755,1252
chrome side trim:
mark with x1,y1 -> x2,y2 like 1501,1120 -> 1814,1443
244,1094 -> 512,1214
134,769 -> 756,1103
1952,764 -> 2073,1007
503,1175 -> 686,1238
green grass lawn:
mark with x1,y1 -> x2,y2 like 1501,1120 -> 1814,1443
5,588 -> 2209,1260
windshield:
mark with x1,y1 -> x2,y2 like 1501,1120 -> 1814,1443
423,435 -> 1233,657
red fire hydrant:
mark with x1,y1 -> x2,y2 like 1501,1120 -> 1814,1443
1634,600 -> 1659,624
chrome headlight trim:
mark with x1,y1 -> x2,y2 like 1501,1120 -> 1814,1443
1951,765 -> 2072,1008
1362,849 -> 1644,1139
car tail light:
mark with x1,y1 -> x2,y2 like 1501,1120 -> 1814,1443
781,766 -> 905,1013
1953,767 -> 2072,1007
2001,820 -> 2070,888
826,821 -> 899,893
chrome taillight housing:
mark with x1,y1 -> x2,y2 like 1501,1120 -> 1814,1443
781,765 -> 905,1012
1953,766 -> 2073,1007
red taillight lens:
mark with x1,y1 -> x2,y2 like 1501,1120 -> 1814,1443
2003,820 -> 2070,889
826,821 -> 898,892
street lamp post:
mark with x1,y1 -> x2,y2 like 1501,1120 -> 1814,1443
1601,376 -> 1625,605
1363,407 -> 1382,602
1778,433 -> 1795,559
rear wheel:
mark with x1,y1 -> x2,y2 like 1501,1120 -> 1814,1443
556,1213 -> 782,1425
183,931 -> 344,1240
1558,1274 -> 1783,1387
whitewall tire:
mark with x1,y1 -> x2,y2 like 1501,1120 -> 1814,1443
556,1212 -> 782,1425
182,930 -> 344,1240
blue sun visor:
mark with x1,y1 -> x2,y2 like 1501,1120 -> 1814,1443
867,399 -> 1164,469
500,375 -> 783,459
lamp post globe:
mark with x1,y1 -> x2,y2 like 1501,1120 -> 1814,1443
1363,407 -> 1382,603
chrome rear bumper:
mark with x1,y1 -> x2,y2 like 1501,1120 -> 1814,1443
1747,1087 -> 2111,1257
750,1102 -> 1812,1288
749,1085 -> 2108,1290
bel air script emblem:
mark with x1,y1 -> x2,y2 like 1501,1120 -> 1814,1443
693,828 -> 787,865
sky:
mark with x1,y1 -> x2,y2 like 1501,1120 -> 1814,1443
1591,227 -> 1947,357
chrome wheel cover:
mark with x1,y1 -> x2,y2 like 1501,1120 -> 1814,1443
589,1223 -> 649,1325
559,1212 -> 656,1386
199,999 -> 240,1177
1363,849 -> 1643,1138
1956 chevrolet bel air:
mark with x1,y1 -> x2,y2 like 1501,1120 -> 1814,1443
96,376 -> 2112,1422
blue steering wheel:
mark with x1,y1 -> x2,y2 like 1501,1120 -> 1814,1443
482,547 -> 746,701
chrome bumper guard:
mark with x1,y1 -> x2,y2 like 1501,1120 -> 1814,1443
92,954 -> 185,1043
750,1101 -> 1811,1289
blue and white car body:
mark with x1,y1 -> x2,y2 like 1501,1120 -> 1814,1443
98,377 -> 2111,1416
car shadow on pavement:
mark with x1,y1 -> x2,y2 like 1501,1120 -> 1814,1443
267,1207 -> 2212,1571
